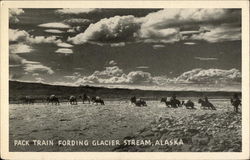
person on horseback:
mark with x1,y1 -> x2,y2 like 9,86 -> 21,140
130,96 -> 136,104
198,96 -> 216,110
83,93 -> 86,98
170,94 -> 178,108
171,94 -> 176,100
231,93 -> 241,113
204,96 -> 209,103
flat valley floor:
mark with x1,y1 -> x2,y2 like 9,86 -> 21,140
9,98 -> 242,152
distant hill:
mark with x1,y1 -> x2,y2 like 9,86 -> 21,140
9,80 -> 241,102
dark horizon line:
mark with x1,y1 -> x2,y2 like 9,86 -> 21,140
9,80 -> 242,93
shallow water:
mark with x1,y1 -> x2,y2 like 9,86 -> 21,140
9,100 -> 237,151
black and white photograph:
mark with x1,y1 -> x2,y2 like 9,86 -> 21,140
1,0 -> 249,159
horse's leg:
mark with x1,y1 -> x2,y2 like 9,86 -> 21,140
209,104 -> 212,110
212,105 -> 216,110
234,105 -> 238,113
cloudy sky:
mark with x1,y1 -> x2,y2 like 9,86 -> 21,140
9,8 -> 241,91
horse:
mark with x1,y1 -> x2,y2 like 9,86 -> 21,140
172,98 -> 181,107
182,100 -> 195,109
198,98 -> 216,110
47,95 -> 60,105
21,96 -> 35,104
69,96 -> 77,105
160,98 -> 172,107
130,96 -> 147,107
160,98 -> 167,103
79,94 -> 91,104
161,97 -> 180,108
91,96 -> 105,105
230,98 -> 241,113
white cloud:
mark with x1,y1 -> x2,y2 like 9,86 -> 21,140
44,29 -> 65,34
68,9 -> 240,44
126,71 -> 153,84
64,72 -> 81,80
9,29 -> 29,42
9,8 -> 24,23
139,9 -> 241,43
110,42 -> 126,47
55,48 -> 73,55
68,15 -> 140,44
55,8 -> 98,14
141,9 -> 240,29
75,66 -> 154,85
184,42 -> 196,45
136,66 -> 149,69
189,24 -> 241,42
35,77 -> 45,83
9,43 -> 33,54
108,60 -> 117,66
22,60 -> 40,64
52,81 -> 77,86
194,57 -> 218,61
74,68 -> 84,70
63,18 -> 91,26
73,66 -> 241,86
9,54 -> 24,65
175,68 -> 241,83
57,42 -> 73,48
9,8 -> 24,16
38,22 -> 71,29
24,63 -> 54,75
67,28 -> 76,33
64,76 -> 77,80
9,64 -> 21,68
27,36 -> 62,44
9,49 -> 55,77
152,44 -> 165,49
67,26 -> 83,33
153,76 -> 173,85
9,29 -> 63,45
139,28 -> 180,43
32,73 -> 39,76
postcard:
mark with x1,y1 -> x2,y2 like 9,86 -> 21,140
1,0 -> 249,159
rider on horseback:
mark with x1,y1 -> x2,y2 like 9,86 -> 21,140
231,93 -> 241,113
83,93 -> 87,99
204,96 -> 209,103
170,94 -> 178,108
